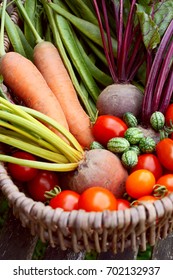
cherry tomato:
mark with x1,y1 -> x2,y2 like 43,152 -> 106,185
78,186 -> 118,212
156,174 -> 173,193
165,103 -> 173,126
117,199 -> 130,210
27,170 -> 59,202
131,154 -> 163,180
125,169 -> 156,199
134,195 -> 158,205
92,115 -> 128,146
165,104 -> 173,139
49,190 -> 80,211
7,151 -> 38,182
156,138 -> 173,171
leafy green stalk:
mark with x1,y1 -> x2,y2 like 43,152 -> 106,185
0,97 -> 83,153
0,98 -> 83,162
0,128 -> 69,163
0,154 -> 78,171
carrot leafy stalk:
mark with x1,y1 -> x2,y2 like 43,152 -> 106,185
0,96 -> 84,171
136,1 -> 173,124
93,0 -> 146,83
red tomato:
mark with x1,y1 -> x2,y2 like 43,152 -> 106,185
125,169 -> 156,199
134,195 -> 158,205
27,170 -> 59,202
92,115 -> 128,146
165,104 -> 173,126
7,151 -> 38,182
156,174 -> 173,193
49,190 -> 80,211
156,138 -> 173,171
78,186 -> 118,212
131,154 -> 163,180
117,199 -> 130,210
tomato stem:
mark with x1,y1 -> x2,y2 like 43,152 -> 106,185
44,186 -> 62,200
153,184 -> 168,199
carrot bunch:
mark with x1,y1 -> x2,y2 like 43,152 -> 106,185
0,0 -> 98,148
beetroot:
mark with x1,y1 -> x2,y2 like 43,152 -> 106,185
59,149 -> 128,198
96,84 -> 143,118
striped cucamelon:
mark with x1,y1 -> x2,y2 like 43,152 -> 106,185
124,127 -> 144,144
123,112 -> 138,127
150,111 -> 165,131
121,150 -> 138,168
139,137 -> 156,153
90,141 -> 104,150
107,137 -> 130,153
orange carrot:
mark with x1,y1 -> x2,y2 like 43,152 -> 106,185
33,41 -> 94,148
13,0 -> 95,148
0,51 -> 69,137
0,1 -> 68,138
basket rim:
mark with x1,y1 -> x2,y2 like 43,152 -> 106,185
1,160 -> 173,220
1,158 -> 173,254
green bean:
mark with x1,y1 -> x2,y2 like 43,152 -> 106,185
34,1 -> 44,39
23,0 -> 37,47
64,0 -> 98,25
52,0 -> 69,9
78,0 -> 95,13
82,36 -> 109,66
15,0 -> 43,44
79,81 -> 97,122
0,9 -> 26,57
56,15 -> 100,102
15,24 -> 34,60
75,36 -> 113,86
44,25 -> 53,43
48,2 -> 117,55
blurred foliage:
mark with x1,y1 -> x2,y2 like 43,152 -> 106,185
32,239 -> 48,260
137,245 -> 152,260
0,194 -> 9,233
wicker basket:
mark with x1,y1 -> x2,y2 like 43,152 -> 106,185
1,3 -> 173,255
1,159 -> 173,253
